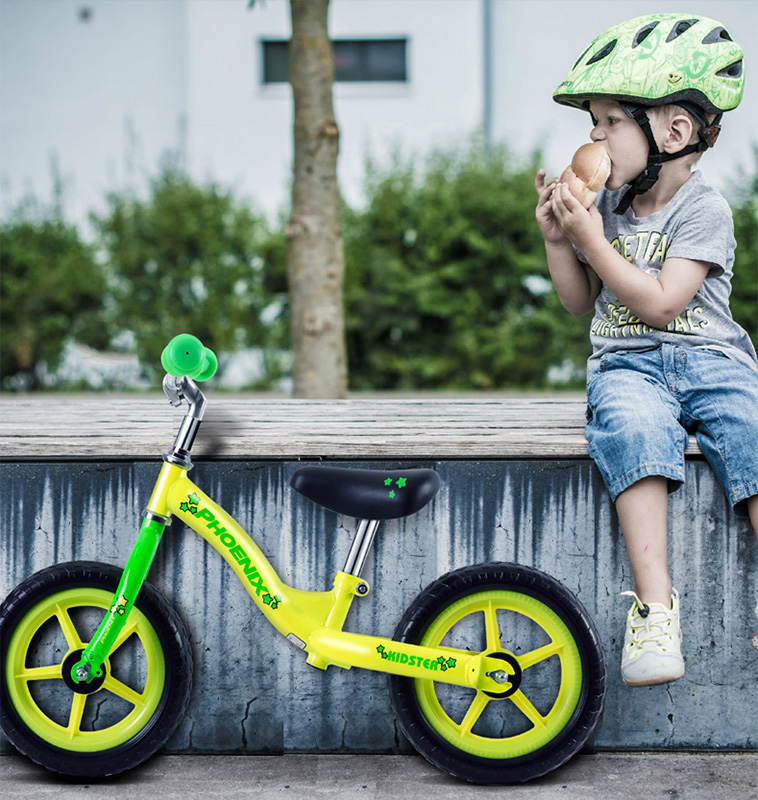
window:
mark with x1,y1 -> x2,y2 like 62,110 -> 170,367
262,39 -> 408,84
262,41 -> 289,84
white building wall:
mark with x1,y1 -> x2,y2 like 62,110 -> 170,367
183,0 -> 484,216
1,0 -> 483,224
0,0 -> 187,225
1,0 -> 755,229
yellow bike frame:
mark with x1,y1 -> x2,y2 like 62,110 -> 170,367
139,462 -> 508,694
71,459 -> 509,694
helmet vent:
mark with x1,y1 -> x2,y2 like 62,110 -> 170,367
666,19 -> 698,42
633,22 -> 659,48
702,27 -> 733,44
716,60 -> 743,79
572,44 -> 592,70
586,39 -> 617,65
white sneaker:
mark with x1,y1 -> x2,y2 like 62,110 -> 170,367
752,605 -> 758,651
620,589 -> 684,687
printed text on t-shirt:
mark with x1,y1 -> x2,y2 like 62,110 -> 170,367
610,231 -> 668,264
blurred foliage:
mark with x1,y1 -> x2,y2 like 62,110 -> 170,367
0,204 -> 109,389
342,141 -> 591,389
90,159 -> 288,384
1,138 -> 755,391
729,143 -> 758,345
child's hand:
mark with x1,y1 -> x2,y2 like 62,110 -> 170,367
535,170 -> 567,244
550,182 -> 604,250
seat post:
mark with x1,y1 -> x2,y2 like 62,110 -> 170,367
343,519 -> 380,577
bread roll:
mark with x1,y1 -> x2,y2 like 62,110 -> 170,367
559,143 -> 611,208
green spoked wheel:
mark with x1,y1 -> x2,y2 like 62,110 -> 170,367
0,562 -> 193,777
388,563 -> 606,784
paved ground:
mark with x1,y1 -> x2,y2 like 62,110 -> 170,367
1,753 -> 757,800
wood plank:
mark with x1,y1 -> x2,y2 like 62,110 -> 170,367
0,394 -> 702,459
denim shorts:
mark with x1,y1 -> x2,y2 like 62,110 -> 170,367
585,344 -> 758,517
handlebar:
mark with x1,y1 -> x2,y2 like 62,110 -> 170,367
161,334 -> 218,381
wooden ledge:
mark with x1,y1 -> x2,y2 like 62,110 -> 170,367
0,394 -> 702,460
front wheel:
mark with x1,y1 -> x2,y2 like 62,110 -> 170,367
0,562 -> 193,777
388,562 -> 606,784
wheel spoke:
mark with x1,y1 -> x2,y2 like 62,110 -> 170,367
102,675 -> 146,710
111,618 -> 140,653
55,604 -> 84,651
518,640 -> 564,670
509,690 -> 547,730
483,601 -> 501,652
17,664 -> 63,682
66,692 -> 88,740
456,691 -> 490,737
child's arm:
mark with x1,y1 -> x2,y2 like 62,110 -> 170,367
535,170 -> 602,315
551,183 -> 710,328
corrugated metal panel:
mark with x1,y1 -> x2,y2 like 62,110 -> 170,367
1,459 -> 756,754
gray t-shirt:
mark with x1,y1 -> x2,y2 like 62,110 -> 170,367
578,171 -> 757,372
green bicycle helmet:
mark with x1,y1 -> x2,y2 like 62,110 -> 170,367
553,14 -> 744,213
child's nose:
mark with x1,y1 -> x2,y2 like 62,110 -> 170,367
591,126 -> 604,142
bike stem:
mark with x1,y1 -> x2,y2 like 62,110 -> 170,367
162,375 -> 207,469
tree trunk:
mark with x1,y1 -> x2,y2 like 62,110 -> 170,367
287,0 -> 347,398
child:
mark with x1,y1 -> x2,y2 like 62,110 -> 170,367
534,13 -> 758,687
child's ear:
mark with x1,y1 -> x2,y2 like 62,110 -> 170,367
664,115 -> 696,153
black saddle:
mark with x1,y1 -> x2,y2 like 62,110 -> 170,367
290,466 -> 440,521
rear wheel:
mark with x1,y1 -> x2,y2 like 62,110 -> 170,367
0,562 -> 192,777
388,562 -> 606,784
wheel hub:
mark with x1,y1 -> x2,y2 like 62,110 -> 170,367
62,650 -> 107,695
483,651 -> 522,699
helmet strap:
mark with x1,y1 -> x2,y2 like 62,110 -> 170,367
613,104 -> 723,215
614,105 -> 663,214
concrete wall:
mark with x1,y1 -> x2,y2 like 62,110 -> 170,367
1,458 -> 756,755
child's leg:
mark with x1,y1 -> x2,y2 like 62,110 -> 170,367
584,352 -> 687,685
748,495 -> 758,544
615,475 -> 683,686
585,355 -> 683,609
615,476 -> 672,607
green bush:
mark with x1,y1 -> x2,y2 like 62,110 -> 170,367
0,208 -> 108,390
342,141 -> 591,389
729,144 -> 758,346
341,138 -> 757,390
91,160 -> 288,384
2,138 -> 754,393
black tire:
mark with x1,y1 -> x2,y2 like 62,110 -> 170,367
0,561 -> 193,777
388,562 -> 606,784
